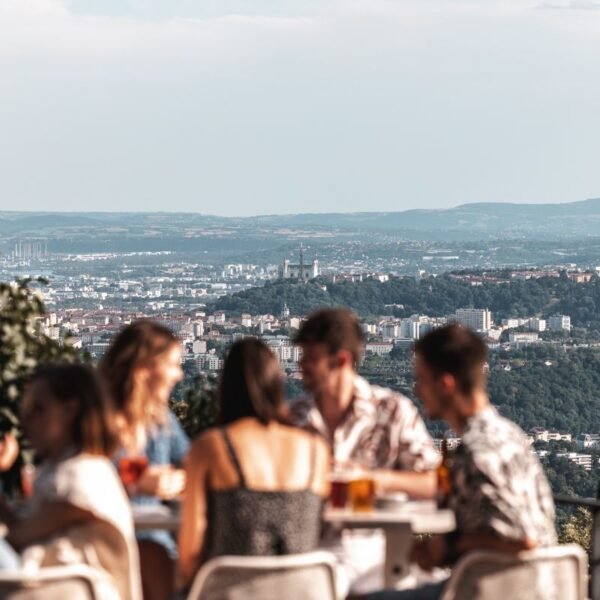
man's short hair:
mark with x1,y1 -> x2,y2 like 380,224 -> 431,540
414,324 -> 488,395
294,308 -> 365,365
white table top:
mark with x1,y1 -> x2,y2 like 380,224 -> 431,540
133,505 -> 180,532
323,501 -> 455,534
133,501 -> 455,535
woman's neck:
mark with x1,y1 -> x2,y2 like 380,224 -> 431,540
44,440 -> 77,462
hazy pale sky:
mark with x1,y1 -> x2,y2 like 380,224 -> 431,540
1,0 -> 599,216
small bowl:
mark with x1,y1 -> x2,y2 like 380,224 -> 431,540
375,492 -> 409,511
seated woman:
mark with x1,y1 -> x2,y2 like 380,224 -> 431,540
99,320 -> 189,600
0,363 -> 142,600
179,338 -> 330,588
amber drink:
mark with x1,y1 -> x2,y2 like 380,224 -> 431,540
349,477 -> 376,512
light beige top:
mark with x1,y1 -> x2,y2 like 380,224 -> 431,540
23,453 -> 142,600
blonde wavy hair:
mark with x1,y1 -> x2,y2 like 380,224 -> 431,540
99,320 -> 179,433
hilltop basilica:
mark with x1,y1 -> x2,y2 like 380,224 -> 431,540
278,245 -> 320,282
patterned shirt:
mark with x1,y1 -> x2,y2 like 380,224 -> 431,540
450,407 -> 557,546
291,375 -> 439,472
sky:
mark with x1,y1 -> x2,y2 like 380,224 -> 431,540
1,0 -> 599,216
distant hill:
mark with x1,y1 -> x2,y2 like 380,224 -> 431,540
213,273 -> 600,326
1,198 -> 600,240
243,198 -> 600,238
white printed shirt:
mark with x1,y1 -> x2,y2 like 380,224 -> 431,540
291,375 -> 439,472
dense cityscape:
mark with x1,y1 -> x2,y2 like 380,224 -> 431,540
3,232 -> 600,482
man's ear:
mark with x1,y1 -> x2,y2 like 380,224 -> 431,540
336,349 -> 354,369
439,373 -> 457,396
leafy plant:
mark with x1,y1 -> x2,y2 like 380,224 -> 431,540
170,373 -> 219,439
0,278 -> 81,495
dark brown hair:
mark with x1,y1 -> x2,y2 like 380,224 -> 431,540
218,338 -> 287,426
99,320 -> 179,429
414,324 -> 488,395
28,363 -> 118,457
294,308 -> 365,365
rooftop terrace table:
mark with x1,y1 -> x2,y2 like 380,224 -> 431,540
133,504 -> 180,532
133,501 -> 455,590
323,501 -> 455,589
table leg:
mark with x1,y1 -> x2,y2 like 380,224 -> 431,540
384,524 -> 416,590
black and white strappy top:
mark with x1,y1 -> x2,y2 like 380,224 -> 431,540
204,428 -> 323,559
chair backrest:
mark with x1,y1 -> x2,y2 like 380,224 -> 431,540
187,551 -> 338,600
0,564 -> 117,600
441,544 -> 588,600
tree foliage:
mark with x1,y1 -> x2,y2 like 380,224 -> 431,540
170,374 -> 219,439
0,279 -> 81,494
214,273 -> 600,328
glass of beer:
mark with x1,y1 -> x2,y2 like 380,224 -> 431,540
118,455 -> 149,488
329,473 -> 350,509
349,476 -> 376,512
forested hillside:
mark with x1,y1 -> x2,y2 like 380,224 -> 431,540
359,346 -> 600,436
214,273 -> 600,328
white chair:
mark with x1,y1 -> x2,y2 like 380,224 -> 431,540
0,564 -> 118,600
441,544 -> 588,600
187,551 -> 339,600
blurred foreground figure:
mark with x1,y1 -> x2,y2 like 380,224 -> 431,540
0,363 -> 142,600
292,308 -> 439,594
368,324 -> 556,600
100,320 -> 189,600
179,338 -> 330,589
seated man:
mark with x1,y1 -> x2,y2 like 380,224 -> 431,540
291,308 -> 439,594
369,324 -> 557,599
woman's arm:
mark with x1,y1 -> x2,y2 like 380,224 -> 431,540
178,434 -> 211,588
168,412 -> 190,467
8,501 -> 95,549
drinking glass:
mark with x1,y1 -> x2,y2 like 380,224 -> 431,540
329,473 -> 350,509
118,455 -> 149,488
349,476 -> 376,512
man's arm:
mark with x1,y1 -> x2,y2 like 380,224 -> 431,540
411,533 -> 535,572
374,469 -> 437,499
456,533 -> 535,555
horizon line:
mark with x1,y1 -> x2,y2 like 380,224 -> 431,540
1,197 -> 599,219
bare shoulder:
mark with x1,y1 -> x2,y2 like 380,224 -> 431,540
189,428 -> 221,462
296,428 -> 330,466
285,424 -> 326,446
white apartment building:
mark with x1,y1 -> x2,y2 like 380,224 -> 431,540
548,314 -> 571,332
196,354 -> 224,372
365,342 -> 394,356
399,319 -> 420,340
557,453 -> 592,471
528,318 -> 547,332
263,337 -> 302,365
502,318 -> 526,329
193,321 -> 204,338
454,308 -> 492,332
192,339 -> 207,354
508,332 -> 540,345
362,323 -> 378,335
576,434 -> 600,450
530,428 -> 572,442
381,321 -> 399,339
